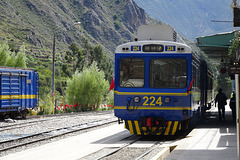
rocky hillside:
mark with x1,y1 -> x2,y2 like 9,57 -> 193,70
134,0 -> 233,40
0,0 -> 161,58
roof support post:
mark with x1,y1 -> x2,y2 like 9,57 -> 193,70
236,46 -> 240,159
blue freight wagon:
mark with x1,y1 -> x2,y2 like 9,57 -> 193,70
0,67 -> 39,119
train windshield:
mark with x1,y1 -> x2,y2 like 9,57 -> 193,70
119,58 -> 145,88
150,58 -> 187,88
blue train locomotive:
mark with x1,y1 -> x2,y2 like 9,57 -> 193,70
0,67 -> 39,119
114,25 -> 214,135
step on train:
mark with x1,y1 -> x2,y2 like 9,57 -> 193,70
113,25 -> 214,136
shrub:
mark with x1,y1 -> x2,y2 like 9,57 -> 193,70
113,14 -> 118,20
114,21 -> 121,30
28,109 -> 37,116
66,62 -> 109,107
39,93 -> 55,115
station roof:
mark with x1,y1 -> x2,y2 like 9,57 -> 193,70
196,31 -> 235,64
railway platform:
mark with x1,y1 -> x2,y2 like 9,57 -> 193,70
0,106 -> 238,160
165,106 -> 238,160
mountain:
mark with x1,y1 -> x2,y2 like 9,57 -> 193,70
0,0 -> 160,58
134,0 -> 234,40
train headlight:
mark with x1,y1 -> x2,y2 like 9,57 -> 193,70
177,47 -> 185,52
134,96 -> 141,103
165,97 -> 171,103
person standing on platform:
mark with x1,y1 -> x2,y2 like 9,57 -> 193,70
231,90 -> 235,98
215,88 -> 227,121
230,91 -> 236,122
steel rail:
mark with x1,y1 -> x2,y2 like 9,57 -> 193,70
135,142 -> 163,160
0,118 -> 117,152
0,111 -> 113,132
94,136 -> 141,160
0,119 -> 49,132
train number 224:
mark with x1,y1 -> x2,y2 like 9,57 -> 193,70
143,96 -> 162,106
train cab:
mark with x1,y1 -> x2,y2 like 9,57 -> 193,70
114,25 -> 214,135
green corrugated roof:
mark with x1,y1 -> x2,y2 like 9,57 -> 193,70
196,31 -> 235,63
197,31 -> 234,47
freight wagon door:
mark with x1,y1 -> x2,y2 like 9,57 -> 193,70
0,72 -> 22,111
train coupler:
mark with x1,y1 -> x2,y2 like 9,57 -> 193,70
140,117 -> 166,128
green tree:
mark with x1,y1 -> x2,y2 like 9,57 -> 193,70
38,68 -> 52,99
82,35 -> 93,66
66,62 -> 109,108
0,42 -> 27,68
15,45 -> 27,68
0,42 -> 10,66
114,21 -> 121,30
113,14 -> 118,20
78,36 -> 114,81
62,63 -> 72,77
229,31 -> 240,63
106,90 -> 114,106
39,92 -> 55,115
8,43 -> 19,53
6,53 -> 15,67
65,43 -> 84,73
87,43 -> 114,83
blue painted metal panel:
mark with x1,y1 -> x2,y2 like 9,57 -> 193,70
0,67 -> 39,112
114,53 -> 193,122
114,109 -> 191,121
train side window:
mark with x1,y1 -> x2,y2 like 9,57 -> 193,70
119,58 -> 145,88
150,58 -> 187,88
193,65 -> 197,88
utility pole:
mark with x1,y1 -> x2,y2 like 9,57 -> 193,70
233,0 -> 237,7
52,34 -> 56,114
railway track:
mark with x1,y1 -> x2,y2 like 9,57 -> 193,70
79,125 -> 193,160
80,136 -> 168,160
0,118 -> 117,153
95,136 -> 142,160
0,119 -> 50,132
98,142 -> 163,160
0,110 -> 114,133
0,110 -> 192,159
0,119 -> 187,160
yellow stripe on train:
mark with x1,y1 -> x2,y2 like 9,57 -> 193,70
125,120 -> 181,136
114,106 -> 191,110
0,95 -> 36,100
114,91 -> 191,96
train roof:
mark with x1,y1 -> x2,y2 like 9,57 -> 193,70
115,40 -> 192,54
0,66 -> 36,72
